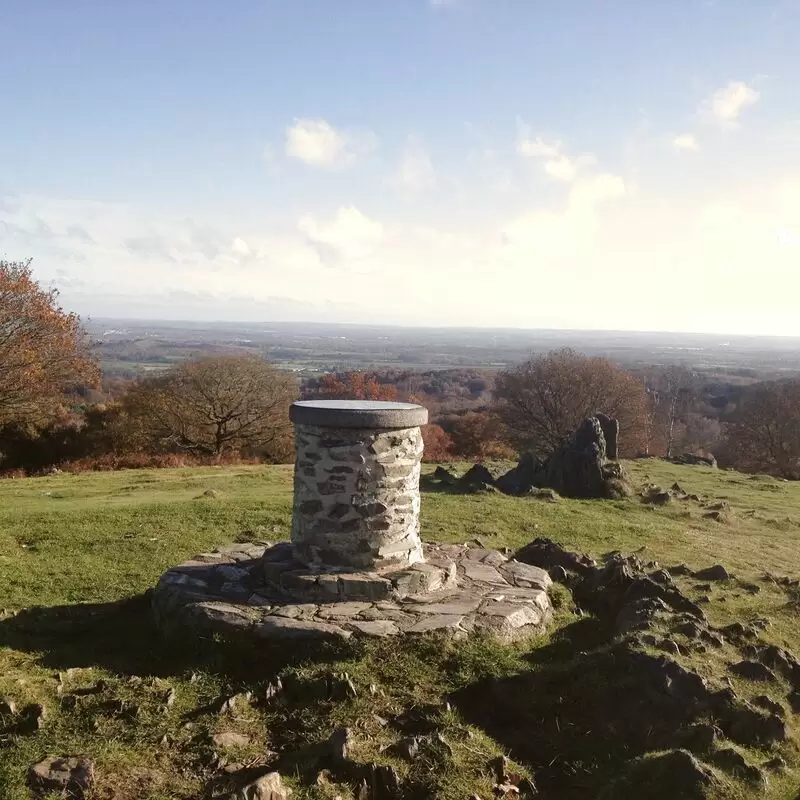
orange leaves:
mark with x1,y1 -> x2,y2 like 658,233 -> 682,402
0,259 -> 99,427
316,371 -> 398,401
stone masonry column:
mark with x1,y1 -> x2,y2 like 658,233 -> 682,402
289,400 -> 429,572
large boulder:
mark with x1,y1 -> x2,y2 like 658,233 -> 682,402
532,417 -> 631,499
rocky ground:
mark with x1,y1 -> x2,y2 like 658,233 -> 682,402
1,460 -> 800,798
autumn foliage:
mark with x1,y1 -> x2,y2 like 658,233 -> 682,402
0,259 -> 98,427
315,371 -> 398,401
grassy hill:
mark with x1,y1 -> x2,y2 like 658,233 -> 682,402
0,461 -> 799,799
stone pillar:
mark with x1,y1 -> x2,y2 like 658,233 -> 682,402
289,400 -> 429,572
595,413 -> 620,460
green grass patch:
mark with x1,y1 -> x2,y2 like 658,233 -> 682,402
0,461 -> 799,798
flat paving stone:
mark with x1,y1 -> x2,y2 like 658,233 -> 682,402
152,542 -> 553,643
499,561 -> 553,590
406,614 -> 465,634
347,619 -> 400,636
462,562 -> 506,583
317,602 -> 372,619
253,616 -> 351,639
411,598 -> 483,616
270,604 -> 318,619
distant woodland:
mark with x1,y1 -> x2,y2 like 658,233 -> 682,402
2,259 -> 800,479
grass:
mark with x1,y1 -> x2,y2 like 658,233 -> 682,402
0,460 -> 799,798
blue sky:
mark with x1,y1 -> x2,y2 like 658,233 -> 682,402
2,0 -> 800,333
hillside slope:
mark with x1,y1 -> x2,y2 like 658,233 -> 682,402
0,461 -> 798,799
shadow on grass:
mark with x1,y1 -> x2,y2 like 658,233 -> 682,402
451,616 -> 698,800
0,592 -> 349,681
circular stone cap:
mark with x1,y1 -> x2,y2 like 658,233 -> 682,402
290,400 -> 428,429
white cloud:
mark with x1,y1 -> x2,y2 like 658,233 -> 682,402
390,138 -> 436,194
516,118 -> 595,182
285,118 -> 375,168
231,237 -> 251,256
501,172 -> 627,260
517,134 -> 562,159
299,206 -> 384,262
705,81 -> 760,126
673,134 -> 700,151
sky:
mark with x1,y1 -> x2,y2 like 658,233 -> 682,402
2,0 -> 800,334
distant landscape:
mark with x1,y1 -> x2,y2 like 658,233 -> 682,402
88,318 -> 800,380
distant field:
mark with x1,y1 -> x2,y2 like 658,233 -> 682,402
1,462 -> 799,798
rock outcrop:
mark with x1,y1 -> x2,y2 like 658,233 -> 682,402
429,416 -> 631,500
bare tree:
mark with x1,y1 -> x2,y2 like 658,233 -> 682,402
643,366 -> 696,457
493,348 -> 649,457
0,259 -> 98,426
125,355 -> 297,460
724,380 -> 800,478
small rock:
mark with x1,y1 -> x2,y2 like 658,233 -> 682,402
327,726 -> 354,763
212,731 -> 251,749
693,565 -> 730,581
711,747 -> 767,787
762,755 -> 787,774
390,736 -> 419,760
0,697 -> 17,716
680,723 -> 722,753
60,694 -> 79,711
729,661 -> 776,682
28,756 -> 94,799
237,770 -> 290,800
163,688 -> 177,708
365,763 -> 400,797
264,677 -> 283,701
316,769 -> 332,785
649,569 -> 672,585
159,733 -> 171,747
489,755 -> 510,783
328,672 -> 358,700
753,695 -> 784,717
19,703 -> 46,733
433,731 -> 453,756
660,639 -> 682,656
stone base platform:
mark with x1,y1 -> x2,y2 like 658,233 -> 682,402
152,542 -> 553,643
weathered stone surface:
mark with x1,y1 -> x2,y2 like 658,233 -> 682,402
406,614 -> 465,634
462,561 -> 505,583
290,400 -> 428,429
596,412 -> 620,460
253,617 -> 351,640
338,573 -> 394,600
411,598 -> 482,616
694,564 -> 731,581
153,542 -> 553,643
291,422 -> 424,572
454,416 -> 630,500
347,619 -> 400,636
235,770 -> 291,800
499,561 -> 552,590
212,731 -> 251,748
28,756 -> 94,799
316,602 -> 371,619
